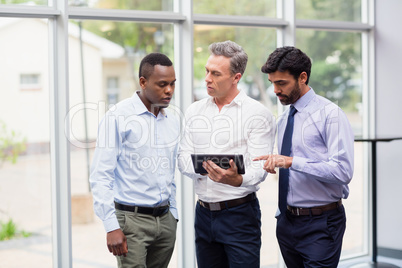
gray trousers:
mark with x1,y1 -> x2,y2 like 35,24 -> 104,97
115,208 -> 177,268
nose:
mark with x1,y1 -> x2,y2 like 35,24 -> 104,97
273,85 -> 281,95
165,84 -> 174,95
205,72 -> 212,83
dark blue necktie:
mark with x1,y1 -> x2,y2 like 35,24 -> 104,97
278,105 -> 297,214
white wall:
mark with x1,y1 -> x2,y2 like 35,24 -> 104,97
0,19 -> 50,144
375,0 -> 402,251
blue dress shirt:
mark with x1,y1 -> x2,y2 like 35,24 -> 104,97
90,92 -> 180,232
278,88 -> 354,208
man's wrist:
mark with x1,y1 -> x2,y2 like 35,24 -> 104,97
286,157 -> 293,169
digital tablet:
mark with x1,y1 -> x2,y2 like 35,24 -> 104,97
191,154 -> 245,174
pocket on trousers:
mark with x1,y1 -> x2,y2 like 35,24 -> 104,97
326,207 -> 346,242
116,211 -> 127,232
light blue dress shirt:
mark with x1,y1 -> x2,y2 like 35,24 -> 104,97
90,92 -> 180,232
278,88 -> 354,208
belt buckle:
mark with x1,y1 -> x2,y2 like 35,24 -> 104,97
295,207 -> 301,216
209,203 -> 221,211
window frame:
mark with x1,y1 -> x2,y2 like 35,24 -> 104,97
0,0 -> 375,267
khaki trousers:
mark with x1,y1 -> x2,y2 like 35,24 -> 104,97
115,208 -> 177,268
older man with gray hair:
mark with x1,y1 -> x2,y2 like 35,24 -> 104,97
178,40 -> 276,268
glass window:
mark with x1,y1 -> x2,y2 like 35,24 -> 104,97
0,17 -> 52,267
107,77 -> 119,105
69,0 -> 173,11
0,0 -> 47,5
296,0 -> 362,22
194,0 -> 276,17
296,29 -> 365,258
20,74 -> 41,90
67,19 -> 177,268
194,25 -> 279,267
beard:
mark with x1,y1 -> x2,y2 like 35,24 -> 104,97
277,83 -> 302,105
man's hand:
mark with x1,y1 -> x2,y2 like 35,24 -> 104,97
203,159 -> 243,187
253,154 -> 293,174
107,229 -> 128,257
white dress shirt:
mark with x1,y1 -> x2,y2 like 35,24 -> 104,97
279,88 -> 355,207
90,92 -> 180,232
178,90 -> 276,202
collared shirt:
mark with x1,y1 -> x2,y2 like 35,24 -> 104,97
90,92 -> 180,232
278,88 -> 354,208
178,90 -> 276,202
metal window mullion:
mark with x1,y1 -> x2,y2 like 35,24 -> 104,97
0,5 -> 60,18
68,7 -> 185,23
175,1 -> 196,267
296,19 -> 373,31
49,0 -> 72,267
361,0 -> 376,260
275,0 -> 296,122
193,13 -> 287,28
278,0 -> 296,47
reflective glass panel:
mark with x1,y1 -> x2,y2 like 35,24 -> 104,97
194,25 -> 279,266
194,0 -> 276,17
0,18 -> 52,267
0,0 -> 47,5
296,29 -> 366,258
296,0 -> 362,22
69,0 -> 173,11
67,20 -> 177,268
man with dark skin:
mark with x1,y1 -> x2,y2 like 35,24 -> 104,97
90,53 -> 179,268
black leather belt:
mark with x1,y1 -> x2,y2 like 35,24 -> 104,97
115,202 -> 169,217
287,200 -> 342,216
198,192 -> 256,211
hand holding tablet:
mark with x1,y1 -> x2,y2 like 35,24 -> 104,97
191,154 -> 245,174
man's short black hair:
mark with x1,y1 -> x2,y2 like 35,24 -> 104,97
261,46 -> 312,84
139,52 -> 173,79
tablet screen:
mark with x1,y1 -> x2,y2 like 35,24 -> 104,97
191,154 -> 245,174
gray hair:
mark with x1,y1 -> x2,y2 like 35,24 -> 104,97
208,40 -> 248,76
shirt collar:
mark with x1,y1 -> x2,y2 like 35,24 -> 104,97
131,91 -> 167,118
207,89 -> 246,107
293,87 -> 315,113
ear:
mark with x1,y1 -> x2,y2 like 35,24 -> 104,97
233,73 -> 242,84
299,72 -> 308,85
139,77 -> 147,89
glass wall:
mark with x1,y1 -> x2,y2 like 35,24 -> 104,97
296,0 -> 362,22
194,0 -> 276,16
0,0 -> 373,267
69,0 -> 174,11
0,0 -> 47,5
0,17 -> 52,267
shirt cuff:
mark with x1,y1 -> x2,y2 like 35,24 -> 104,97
103,216 -> 120,233
291,156 -> 307,172
240,170 -> 267,187
170,207 -> 179,220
